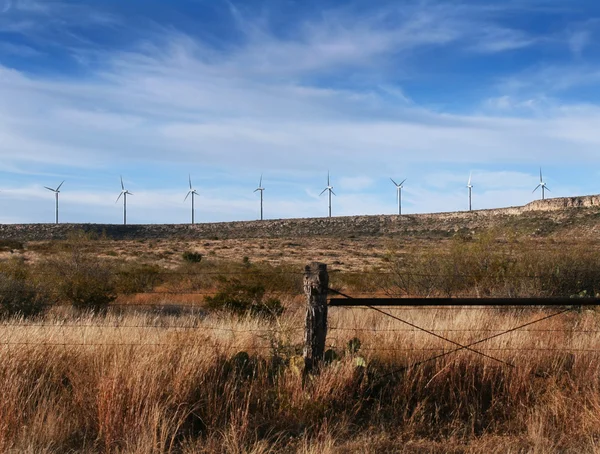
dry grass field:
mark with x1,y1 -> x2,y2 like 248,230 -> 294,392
2,221 -> 600,452
2,307 -> 600,452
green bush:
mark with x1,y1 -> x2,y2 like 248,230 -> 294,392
54,258 -> 117,312
116,263 -> 162,294
41,235 -> 118,312
182,251 -> 203,263
0,275 -> 47,318
0,240 -> 24,252
204,277 -> 283,318
0,258 -> 48,318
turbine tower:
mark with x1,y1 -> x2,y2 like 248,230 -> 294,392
390,178 -> 406,215
116,176 -> 133,225
184,175 -> 199,225
319,171 -> 336,218
44,180 -> 65,224
532,168 -> 550,200
467,172 -> 473,211
254,174 -> 265,221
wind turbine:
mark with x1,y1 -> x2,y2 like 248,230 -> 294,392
532,168 -> 550,200
254,174 -> 265,221
319,171 -> 336,218
115,176 -> 133,225
390,178 -> 406,215
467,172 -> 473,211
184,175 -> 199,225
44,180 -> 64,224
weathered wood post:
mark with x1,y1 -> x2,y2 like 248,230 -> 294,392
303,262 -> 328,377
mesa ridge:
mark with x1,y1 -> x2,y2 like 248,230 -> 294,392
1,195 -> 600,241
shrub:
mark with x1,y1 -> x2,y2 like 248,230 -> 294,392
0,240 -> 24,253
52,258 -> 117,312
182,251 -> 202,263
204,277 -> 283,318
41,234 -> 118,312
116,263 -> 162,294
384,229 -> 600,298
0,258 -> 48,318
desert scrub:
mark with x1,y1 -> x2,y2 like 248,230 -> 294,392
165,259 -> 303,296
39,232 -> 117,312
385,229 -> 600,298
204,276 -> 284,318
115,263 -> 163,294
0,239 -> 24,253
182,251 -> 203,263
0,258 -> 49,318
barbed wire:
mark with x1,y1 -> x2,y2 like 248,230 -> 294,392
0,322 -> 304,332
328,327 -> 600,333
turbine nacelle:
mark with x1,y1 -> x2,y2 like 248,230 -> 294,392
45,180 -> 65,193
320,186 -> 335,196
320,171 -> 336,196
184,189 -> 199,202
115,190 -> 133,203
390,178 -> 406,189
116,176 -> 133,203
532,168 -> 551,197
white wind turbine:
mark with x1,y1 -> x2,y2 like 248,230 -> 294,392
115,176 -> 133,225
390,178 -> 406,215
467,172 -> 473,211
320,171 -> 336,218
533,168 -> 550,200
254,174 -> 265,221
184,175 -> 199,225
44,180 -> 65,224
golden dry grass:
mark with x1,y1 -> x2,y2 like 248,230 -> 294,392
1,303 -> 600,452
3,229 -> 600,452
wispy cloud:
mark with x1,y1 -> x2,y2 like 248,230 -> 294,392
0,1 -> 598,223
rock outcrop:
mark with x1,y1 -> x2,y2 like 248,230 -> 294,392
1,195 -> 599,241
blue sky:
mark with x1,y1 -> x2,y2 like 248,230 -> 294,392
1,0 -> 600,223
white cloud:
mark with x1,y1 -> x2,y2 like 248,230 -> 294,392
469,26 -> 537,53
0,3 -> 598,222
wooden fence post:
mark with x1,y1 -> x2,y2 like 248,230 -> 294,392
303,262 -> 329,376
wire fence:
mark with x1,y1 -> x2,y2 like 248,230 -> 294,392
0,266 -> 599,366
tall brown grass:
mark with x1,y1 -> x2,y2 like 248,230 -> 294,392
0,305 -> 599,452
3,230 -> 600,452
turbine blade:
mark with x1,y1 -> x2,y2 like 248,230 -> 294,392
56,180 -> 65,191
120,176 -> 125,190
319,188 -> 327,196
327,171 -> 330,186
539,167 -> 543,183
189,174 -> 192,190
399,178 -> 407,186
259,174 -> 262,187
390,177 -> 398,186
532,184 -> 541,193
184,191 -> 191,202
545,186 -> 551,192
331,189 -> 336,196
44,186 -> 55,192
116,192 -> 123,203
254,188 -> 259,193
468,172 -> 472,186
